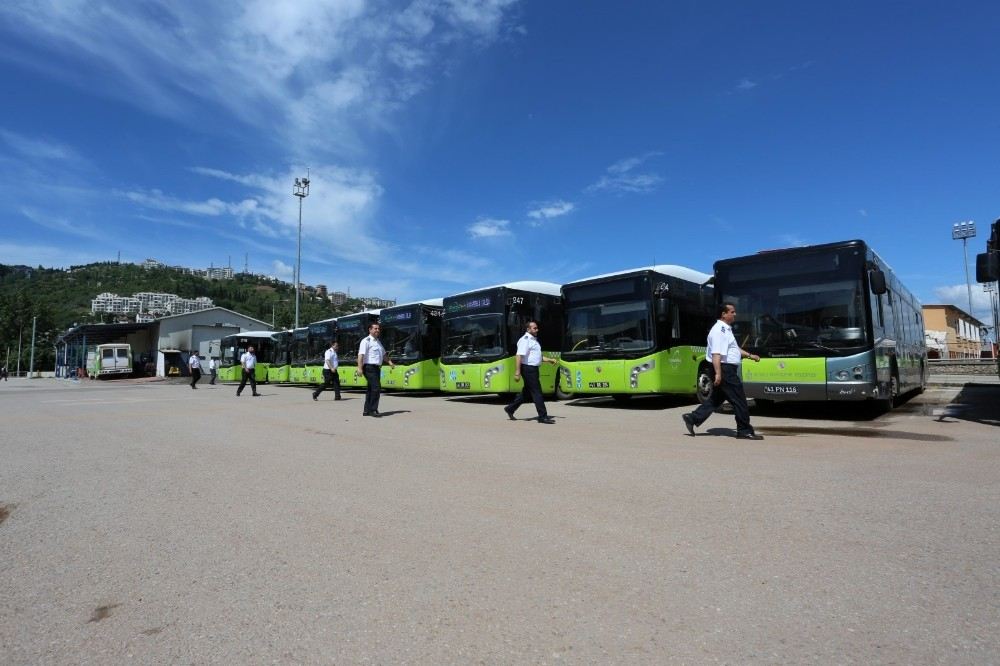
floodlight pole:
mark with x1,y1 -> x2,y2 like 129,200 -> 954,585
293,172 -> 310,329
952,221 -> 976,316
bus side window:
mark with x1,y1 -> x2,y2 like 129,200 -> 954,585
671,304 -> 681,339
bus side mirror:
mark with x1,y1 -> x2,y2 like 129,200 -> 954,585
976,252 -> 999,282
869,269 -> 887,295
655,297 -> 669,320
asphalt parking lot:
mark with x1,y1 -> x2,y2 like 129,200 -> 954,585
1,377 -> 998,664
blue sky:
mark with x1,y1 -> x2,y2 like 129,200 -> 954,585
1,1 -> 998,325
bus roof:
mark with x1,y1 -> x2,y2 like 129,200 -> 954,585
223,330 -> 280,340
563,265 -> 711,287
382,298 -> 444,310
337,309 -> 382,320
448,281 -> 561,298
715,239 -> 868,267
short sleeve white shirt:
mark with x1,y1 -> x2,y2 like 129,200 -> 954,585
241,351 -> 256,369
209,358 -> 217,371
324,347 -> 339,370
706,320 -> 741,365
358,336 -> 385,365
189,354 -> 201,370
516,333 -> 543,366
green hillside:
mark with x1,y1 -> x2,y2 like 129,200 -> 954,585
0,262 -> 364,372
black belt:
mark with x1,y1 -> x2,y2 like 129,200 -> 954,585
363,363 -> 379,368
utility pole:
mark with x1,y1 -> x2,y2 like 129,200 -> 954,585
28,316 -> 37,378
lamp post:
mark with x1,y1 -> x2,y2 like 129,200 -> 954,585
293,173 -> 310,329
952,220 -> 976,316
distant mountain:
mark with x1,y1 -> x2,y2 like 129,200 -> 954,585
0,262 -> 363,371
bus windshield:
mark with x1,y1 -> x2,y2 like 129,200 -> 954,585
442,313 -> 505,362
563,299 -> 654,357
382,322 -> 421,362
718,249 -> 870,356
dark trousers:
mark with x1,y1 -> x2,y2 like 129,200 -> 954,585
690,364 -> 753,435
363,364 -> 382,413
237,368 -> 257,396
190,367 -> 201,388
209,369 -> 216,385
314,368 -> 342,399
507,364 -> 547,418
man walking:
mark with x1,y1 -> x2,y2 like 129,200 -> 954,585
356,323 -> 394,416
236,345 -> 261,397
208,356 -> 217,385
504,320 -> 558,424
682,302 -> 763,440
188,350 -> 202,389
313,340 -> 342,401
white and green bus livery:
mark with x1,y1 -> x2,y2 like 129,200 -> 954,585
335,310 -> 381,389
558,266 -> 715,401
217,331 -> 280,383
440,282 -> 564,395
713,239 -> 927,409
380,299 -> 443,391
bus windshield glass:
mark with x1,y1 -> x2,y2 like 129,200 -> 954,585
381,309 -> 422,362
717,248 -> 870,355
563,299 -> 654,357
442,313 -> 505,362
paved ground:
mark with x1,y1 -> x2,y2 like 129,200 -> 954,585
1,377 -> 998,664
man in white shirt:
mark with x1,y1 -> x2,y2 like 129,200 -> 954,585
208,357 -> 218,385
188,350 -> 202,389
313,340 -> 342,401
236,346 -> 261,397
356,323 -> 394,417
682,302 -> 763,440
504,320 -> 559,424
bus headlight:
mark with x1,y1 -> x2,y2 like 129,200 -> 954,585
835,370 -> 850,381
853,365 -> 864,379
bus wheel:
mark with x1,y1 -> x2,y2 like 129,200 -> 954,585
696,366 -> 713,404
554,380 -> 573,401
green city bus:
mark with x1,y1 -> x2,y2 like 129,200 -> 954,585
440,282 -> 563,396
380,299 -> 444,391
217,331 -> 280,383
335,310 -> 381,389
305,318 -> 337,385
713,239 -> 927,409
287,327 -> 310,383
266,330 -> 291,383
558,265 -> 715,402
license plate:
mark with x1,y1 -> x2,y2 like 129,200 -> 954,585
763,385 -> 798,395
455,381 -> 470,389
588,381 -> 610,388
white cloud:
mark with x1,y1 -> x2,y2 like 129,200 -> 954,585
858,209 -> 868,217
271,259 -> 294,280
735,78 -> 757,91
587,152 -> 664,194
19,207 -> 101,240
468,218 -> 511,238
933,284 -> 995,322
0,129 -> 84,163
0,1 -> 523,157
527,200 -> 575,222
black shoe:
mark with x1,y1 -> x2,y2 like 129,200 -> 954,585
736,432 -> 764,440
371,410 -> 380,417
252,393 -> 262,397
335,397 -> 342,401
538,416 -> 555,424
682,413 -> 696,436
363,411 -> 370,416
312,393 -> 318,401
504,406 -> 516,421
